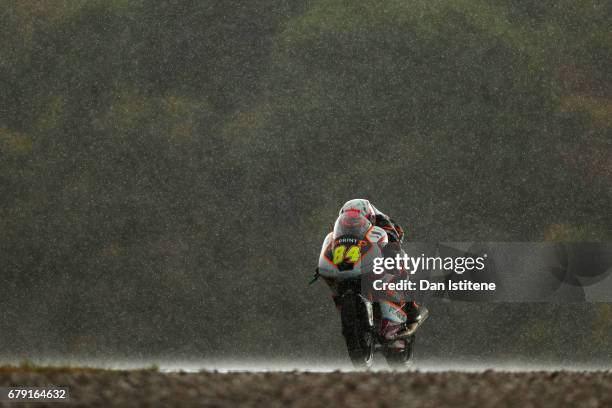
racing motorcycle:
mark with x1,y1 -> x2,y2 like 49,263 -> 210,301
312,210 -> 428,368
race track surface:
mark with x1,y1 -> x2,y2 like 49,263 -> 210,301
1,367 -> 611,407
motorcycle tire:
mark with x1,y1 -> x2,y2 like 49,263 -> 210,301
340,295 -> 374,369
383,335 -> 415,369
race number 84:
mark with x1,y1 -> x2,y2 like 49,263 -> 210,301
332,245 -> 361,264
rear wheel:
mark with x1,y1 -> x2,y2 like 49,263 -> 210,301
340,296 -> 374,369
383,335 -> 414,369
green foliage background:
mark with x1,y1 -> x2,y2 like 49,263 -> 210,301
1,0 -> 610,363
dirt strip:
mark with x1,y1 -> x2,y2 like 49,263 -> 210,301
1,368 -> 611,407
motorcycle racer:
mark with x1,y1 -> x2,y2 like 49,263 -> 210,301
314,199 -> 429,366
333,199 -> 427,346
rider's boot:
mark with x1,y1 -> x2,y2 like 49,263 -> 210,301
396,302 -> 429,338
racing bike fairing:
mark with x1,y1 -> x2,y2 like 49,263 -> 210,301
318,214 -> 407,331
318,212 -> 387,280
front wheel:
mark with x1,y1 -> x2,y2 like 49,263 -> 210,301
340,296 -> 374,369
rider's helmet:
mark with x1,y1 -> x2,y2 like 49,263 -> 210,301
339,199 -> 376,223
333,208 -> 372,239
